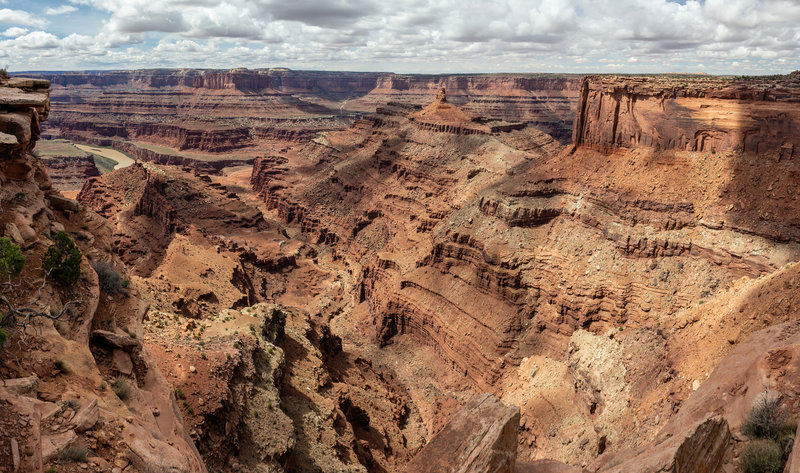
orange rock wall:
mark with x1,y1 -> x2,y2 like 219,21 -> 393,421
573,75 -> 800,155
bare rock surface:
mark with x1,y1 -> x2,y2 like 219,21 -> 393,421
405,393 -> 520,473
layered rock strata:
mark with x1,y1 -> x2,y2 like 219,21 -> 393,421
249,73 -> 800,464
40,154 -> 100,191
31,69 -> 580,170
77,160 -> 427,472
574,74 -> 800,154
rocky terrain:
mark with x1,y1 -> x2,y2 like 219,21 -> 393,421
246,75 -> 800,470
3,70 -> 800,473
0,77 -> 206,472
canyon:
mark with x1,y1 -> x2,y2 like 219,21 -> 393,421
31,69 -> 580,173
2,69 -> 800,473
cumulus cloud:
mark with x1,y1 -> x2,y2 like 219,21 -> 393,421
45,5 -> 78,15
2,26 -> 27,37
3,31 -> 60,49
0,8 -> 47,28
1,0 -> 799,73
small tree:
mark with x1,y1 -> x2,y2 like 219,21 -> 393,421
743,392 -> 789,440
42,231 -> 82,285
0,234 -> 78,349
0,237 -> 25,280
0,237 -> 24,351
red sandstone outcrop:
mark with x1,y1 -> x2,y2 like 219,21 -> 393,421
409,88 -> 491,135
77,160 -> 428,471
248,75 -> 800,465
573,74 -> 800,154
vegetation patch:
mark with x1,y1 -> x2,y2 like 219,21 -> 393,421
740,440 -> 784,473
58,445 -> 88,463
112,376 -> 130,400
0,237 -> 25,279
740,393 -> 796,473
92,260 -> 129,295
43,232 -> 82,285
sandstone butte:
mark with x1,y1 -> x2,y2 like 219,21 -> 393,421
1,69 -> 800,473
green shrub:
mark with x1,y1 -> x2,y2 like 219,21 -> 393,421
57,445 -> 88,463
0,237 -> 25,279
46,466 -> 57,473
112,376 -> 130,400
740,440 -> 784,473
43,232 -> 82,285
743,393 -> 789,440
0,67 -> 8,80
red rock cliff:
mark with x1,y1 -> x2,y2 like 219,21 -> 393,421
573,74 -> 800,155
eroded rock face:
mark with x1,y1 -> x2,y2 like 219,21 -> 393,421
248,75 -> 800,465
11,70 -> 800,472
573,74 -> 800,154
405,393 -> 520,473
0,77 -> 206,473
41,154 -> 100,191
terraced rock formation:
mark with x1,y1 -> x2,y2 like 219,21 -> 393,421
249,71 -> 800,467
76,160 -> 427,472
29,69 -> 580,170
7,70 -> 800,473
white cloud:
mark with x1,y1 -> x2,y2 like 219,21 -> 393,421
0,0 -> 798,73
2,26 -> 27,37
0,8 -> 47,28
3,31 -> 60,49
45,5 -> 78,16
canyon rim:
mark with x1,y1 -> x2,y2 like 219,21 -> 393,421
2,1 -> 800,473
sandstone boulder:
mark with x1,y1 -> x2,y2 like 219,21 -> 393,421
0,130 -> 17,145
1,376 -> 39,396
4,222 -> 24,245
112,349 -> 134,375
591,417 -> 731,473
405,393 -> 520,473
72,397 -> 99,432
1,160 -> 32,181
515,460 -> 582,473
0,386 -> 43,471
41,429 -> 77,463
91,329 -> 139,350
46,193 -> 80,212
673,417 -> 731,473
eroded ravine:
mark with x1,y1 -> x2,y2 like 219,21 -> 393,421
54,71 -> 800,472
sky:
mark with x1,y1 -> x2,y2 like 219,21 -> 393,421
0,0 -> 799,74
